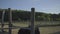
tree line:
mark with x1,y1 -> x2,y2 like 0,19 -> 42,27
0,9 -> 60,22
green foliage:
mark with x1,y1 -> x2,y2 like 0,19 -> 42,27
0,9 -> 60,22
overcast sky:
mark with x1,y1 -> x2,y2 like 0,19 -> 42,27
0,0 -> 60,14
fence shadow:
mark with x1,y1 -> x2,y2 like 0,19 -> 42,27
50,31 -> 60,34
0,31 -> 8,34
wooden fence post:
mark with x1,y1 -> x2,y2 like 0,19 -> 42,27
8,8 -> 12,34
1,10 -> 5,34
31,8 -> 35,34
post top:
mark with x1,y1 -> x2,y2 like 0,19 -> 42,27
8,8 -> 11,10
31,8 -> 35,9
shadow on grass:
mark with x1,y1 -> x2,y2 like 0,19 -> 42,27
50,31 -> 60,34
0,31 -> 8,34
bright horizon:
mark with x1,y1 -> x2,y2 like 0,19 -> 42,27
0,0 -> 60,14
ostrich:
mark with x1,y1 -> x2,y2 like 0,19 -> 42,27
18,26 -> 40,34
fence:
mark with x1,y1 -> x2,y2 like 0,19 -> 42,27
0,8 -> 60,34
0,8 -> 35,34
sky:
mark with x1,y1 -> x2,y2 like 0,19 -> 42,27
0,0 -> 60,14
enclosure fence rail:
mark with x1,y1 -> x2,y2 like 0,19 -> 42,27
0,8 -> 35,34
1,8 -> 60,34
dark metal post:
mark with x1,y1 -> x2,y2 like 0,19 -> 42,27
31,8 -> 35,34
8,8 -> 12,34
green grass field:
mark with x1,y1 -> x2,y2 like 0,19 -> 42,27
0,21 -> 60,34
